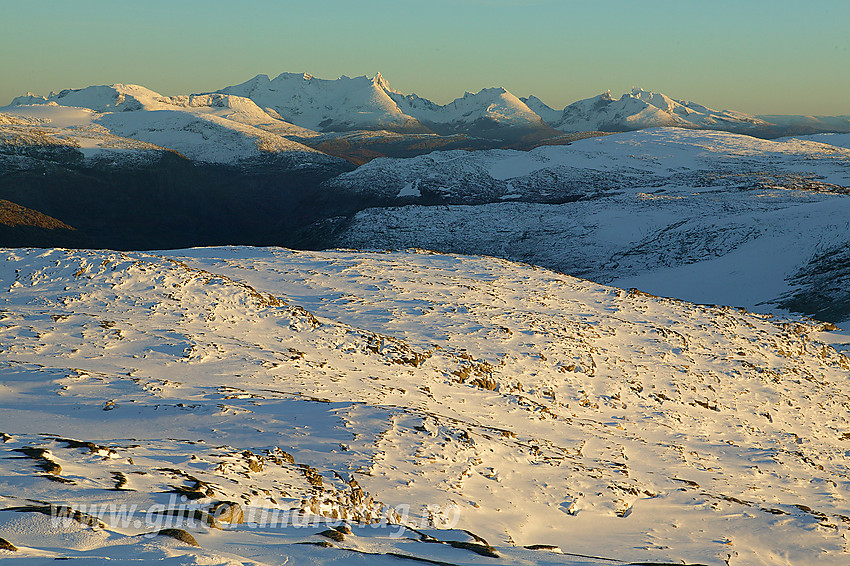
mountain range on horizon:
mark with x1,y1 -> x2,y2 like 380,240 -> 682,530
9,72 -> 850,146
3,72 -> 850,314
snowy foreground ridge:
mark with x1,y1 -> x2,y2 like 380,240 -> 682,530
1,247 -> 850,565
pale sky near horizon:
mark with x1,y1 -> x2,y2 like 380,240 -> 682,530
2,0 -> 848,115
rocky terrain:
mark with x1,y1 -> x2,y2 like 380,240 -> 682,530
1,246 -> 849,564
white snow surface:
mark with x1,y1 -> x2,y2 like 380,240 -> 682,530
219,73 -> 425,133
0,106 -> 171,164
389,87 -> 547,130
7,76 -> 850,152
331,128 -> 850,198
519,95 -> 564,125
553,88 -> 771,133
11,84 -> 168,112
1,246 -> 849,565
785,132 -> 850,149
325,128 -> 850,322
3,86 -> 326,165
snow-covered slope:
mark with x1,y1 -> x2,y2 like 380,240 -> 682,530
11,84 -> 168,112
2,92 -> 337,166
7,75 -> 849,162
0,246 -> 848,565
388,87 -> 561,142
786,132 -> 850,149
550,88 -> 771,133
219,73 -> 559,141
322,128 -> 850,322
159,93 -> 320,138
0,106 -> 177,167
219,73 -> 429,134
97,109 -> 324,165
519,94 -> 565,125
759,114 -> 850,135
327,127 -> 850,202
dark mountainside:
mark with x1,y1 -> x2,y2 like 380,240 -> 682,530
0,198 -> 83,248
0,151 -> 359,250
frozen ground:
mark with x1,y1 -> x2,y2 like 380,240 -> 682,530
327,128 -> 850,323
1,247 -> 849,565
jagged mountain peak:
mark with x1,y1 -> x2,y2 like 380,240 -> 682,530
372,71 -> 391,91
624,87 -> 684,113
219,71 -> 427,134
462,86 -> 508,98
246,73 -> 272,83
520,94 -> 562,125
9,74 -> 847,147
521,94 -> 548,105
216,72 -> 557,139
386,83 -> 559,141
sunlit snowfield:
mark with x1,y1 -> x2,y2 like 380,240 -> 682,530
1,246 -> 849,564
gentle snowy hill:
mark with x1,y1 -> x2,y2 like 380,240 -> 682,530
320,128 -> 850,323
97,109 -> 325,165
326,127 -> 850,203
0,246 -> 848,565
159,92 -> 320,138
3,91 -> 335,167
0,103 -> 354,250
11,84 -> 168,112
549,88 -> 772,133
785,132 -> 850,149
759,114 -> 850,135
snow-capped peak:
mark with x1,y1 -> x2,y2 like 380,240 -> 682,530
8,73 -> 837,148
372,72 -> 391,91
519,95 -> 563,125
553,87 -> 770,133
219,72 -> 428,133
624,87 -> 682,114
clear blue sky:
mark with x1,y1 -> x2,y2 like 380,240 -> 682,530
2,0 -> 848,115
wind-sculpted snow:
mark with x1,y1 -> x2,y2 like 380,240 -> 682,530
324,128 -> 850,322
1,246 -> 849,564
